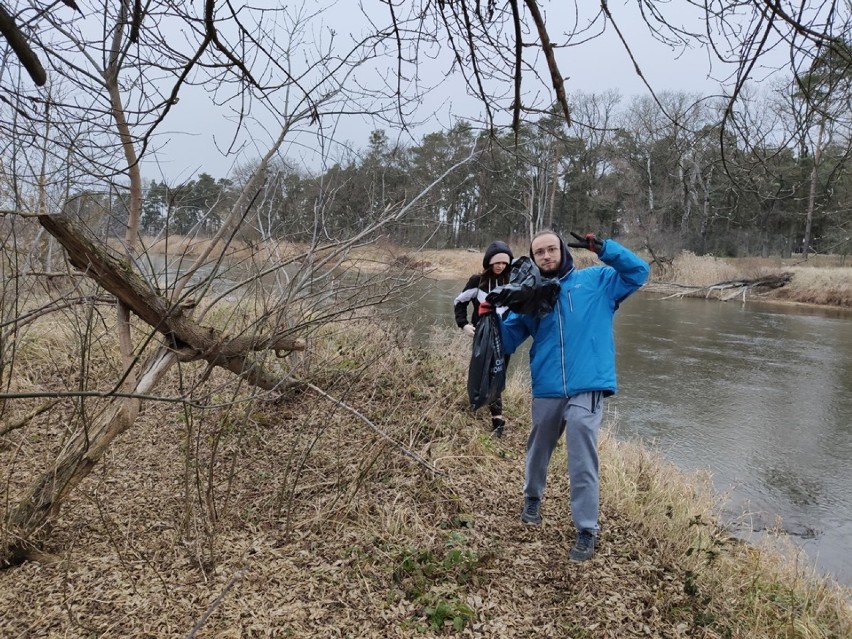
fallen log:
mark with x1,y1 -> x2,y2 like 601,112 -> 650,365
1,216 -> 307,567
704,273 -> 793,292
649,272 -> 794,301
37,214 -> 305,372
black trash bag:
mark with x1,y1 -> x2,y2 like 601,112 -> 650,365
485,255 -> 560,317
467,312 -> 506,411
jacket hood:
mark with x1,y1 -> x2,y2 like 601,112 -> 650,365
529,232 -> 574,279
482,240 -> 514,269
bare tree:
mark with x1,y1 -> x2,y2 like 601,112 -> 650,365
783,42 -> 852,257
0,0 -> 473,564
2,0 -> 851,566
725,86 -> 802,257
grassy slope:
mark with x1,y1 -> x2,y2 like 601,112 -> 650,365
1,322 -> 849,638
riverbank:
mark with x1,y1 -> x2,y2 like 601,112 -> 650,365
1,320 -> 849,637
413,245 -> 852,309
138,235 -> 852,309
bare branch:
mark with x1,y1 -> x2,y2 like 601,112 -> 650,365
185,564 -> 249,639
523,0 -> 570,126
0,400 -> 61,437
37,214 -> 305,370
0,4 -> 46,86
304,381 -> 445,477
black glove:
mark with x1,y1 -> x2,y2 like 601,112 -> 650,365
567,231 -> 604,254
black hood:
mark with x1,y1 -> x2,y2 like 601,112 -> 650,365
529,232 -> 574,279
482,240 -> 514,269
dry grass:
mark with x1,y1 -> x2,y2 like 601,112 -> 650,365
134,236 -> 603,282
1,319 -> 849,638
775,267 -> 852,307
141,235 -> 310,265
133,235 -> 850,308
137,234 -> 478,280
666,252 -> 748,286
643,251 -> 852,309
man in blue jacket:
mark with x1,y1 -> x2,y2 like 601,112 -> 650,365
500,230 -> 650,562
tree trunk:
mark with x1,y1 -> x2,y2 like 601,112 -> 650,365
3,348 -> 177,564
646,155 -> 654,214
803,121 -> 825,259
527,179 -> 536,237
547,143 -> 559,229
2,215 -> 306,565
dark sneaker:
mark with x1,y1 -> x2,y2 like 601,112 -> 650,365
491,418 -> 505,438
520,497 -> 542,525
569,530 -> 596,562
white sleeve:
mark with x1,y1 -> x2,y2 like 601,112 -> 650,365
453,287 -> 480,306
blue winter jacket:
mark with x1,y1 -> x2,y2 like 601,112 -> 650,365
500,240 -> 650,398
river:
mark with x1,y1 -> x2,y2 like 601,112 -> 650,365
417,280 -> 852,587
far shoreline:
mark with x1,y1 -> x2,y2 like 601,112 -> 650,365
415,247 -> 852,311
139,236 -> 852,311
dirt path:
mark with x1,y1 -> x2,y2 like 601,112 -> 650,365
431,427 -> 694,638
0,420 -> 701,638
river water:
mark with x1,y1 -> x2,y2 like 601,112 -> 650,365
416,280 -> 852,587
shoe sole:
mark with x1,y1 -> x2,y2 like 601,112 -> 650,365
569,540 -> 595,562
568,552 -> 593,562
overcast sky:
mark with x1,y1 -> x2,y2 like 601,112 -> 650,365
141,1 -> 787,184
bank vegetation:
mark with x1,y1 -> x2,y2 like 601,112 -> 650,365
2,3 -> 851,636
141,235 -> 852,310
415,244 -> 852,310
1,315 -> 850,638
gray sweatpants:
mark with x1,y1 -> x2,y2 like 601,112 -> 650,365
524,393 -> 604,534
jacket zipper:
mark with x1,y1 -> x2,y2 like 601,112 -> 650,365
558,270 -> 576,397
557,298 -> 567,396
560,289 -> 575,396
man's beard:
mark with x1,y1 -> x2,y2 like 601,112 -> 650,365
540,265 -> 559,278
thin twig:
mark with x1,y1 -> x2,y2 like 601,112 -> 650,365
304,381 -> 446,477
185,564 -> 249,639
0,400 -> 62,437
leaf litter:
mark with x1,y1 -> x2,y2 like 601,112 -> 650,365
1,322 -> 850,638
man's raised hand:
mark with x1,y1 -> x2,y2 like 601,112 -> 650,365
567,232 -> 604,254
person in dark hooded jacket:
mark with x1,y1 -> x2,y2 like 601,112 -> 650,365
500,230 -> 649,562
453,240 -> 514,436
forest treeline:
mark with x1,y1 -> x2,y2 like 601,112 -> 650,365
68,87 -> 852,261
